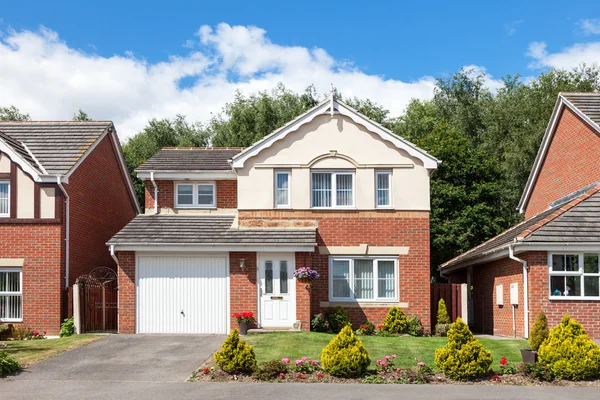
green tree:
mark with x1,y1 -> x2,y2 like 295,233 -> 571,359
0,106 -> 30,121
73,109 -> 91,121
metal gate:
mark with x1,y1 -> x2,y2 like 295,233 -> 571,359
75,267 -> 118,333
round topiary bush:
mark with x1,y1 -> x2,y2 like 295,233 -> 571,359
214,329 -> 257,374
528,311 -> 549,351
321,325 -> 370,377
434,317 -> 492,380
538,314 -> 600,380
383,307 -> 408,334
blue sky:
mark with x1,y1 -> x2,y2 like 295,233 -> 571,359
1,0 -> 600,137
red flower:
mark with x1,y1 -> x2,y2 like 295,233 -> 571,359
203,367 -> 210,375
491,374 -> 501,382
296,373 -> 305,379
499,357 -> 507,366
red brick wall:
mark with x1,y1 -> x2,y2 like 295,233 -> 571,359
295,252 -> 311,331
144,179 -> 237,209
525,107 -> 600,218
67,132 -> 137,285
117,251 -> 136,334
229,252 -> 258,330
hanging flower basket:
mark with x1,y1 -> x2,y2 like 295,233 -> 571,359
294,267 -> 320,284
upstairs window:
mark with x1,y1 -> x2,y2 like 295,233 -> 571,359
275,171 -> 290,208
311,172 -> 354,208
0,181 -> 8,217
175,182 -> 215,208
376,171 -> 391,208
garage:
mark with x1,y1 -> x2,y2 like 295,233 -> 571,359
136,254 -> 229,334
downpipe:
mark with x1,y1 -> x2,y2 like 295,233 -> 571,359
509,245 -> 529,338
56,176 -> 70,289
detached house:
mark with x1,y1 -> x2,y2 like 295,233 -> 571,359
109,98 -> 439,334
441,93 -> 600,339
0,121 -> 139,334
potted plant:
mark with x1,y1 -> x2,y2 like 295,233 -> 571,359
233,312 -> 254,335
521,311 -> 549,364
293,267 -> 320,284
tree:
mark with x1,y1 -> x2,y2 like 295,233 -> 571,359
73,109 -> 91,121
0,106 -> 30,121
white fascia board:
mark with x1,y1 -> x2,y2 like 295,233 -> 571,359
110,244 -> 316,253
0,139 -> 43,182
515,242 -> 600,253
136,171 -> 237,180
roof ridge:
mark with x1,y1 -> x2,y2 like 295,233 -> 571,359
0,120 -> 113,123
162,147 -> 245,150
560,92 -> 600,95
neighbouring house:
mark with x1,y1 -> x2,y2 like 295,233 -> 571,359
0,121 -> 140,335
108,98 -> 439,334
441,93 -> 600,339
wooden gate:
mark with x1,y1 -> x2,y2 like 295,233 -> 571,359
76,267 -> 118,333
430,283 -> 462,330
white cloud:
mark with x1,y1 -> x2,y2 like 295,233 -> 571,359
579,18 -> 600,35
526,40 -> 600,69
1,23 -> 490,139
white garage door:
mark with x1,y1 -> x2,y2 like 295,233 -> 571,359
137,255 -> 229,334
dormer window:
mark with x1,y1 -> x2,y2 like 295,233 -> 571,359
311,172 -> 354,208
175,182 -> 216,208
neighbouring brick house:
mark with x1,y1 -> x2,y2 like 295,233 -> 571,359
441,93 -> 600,339
0,121 -> 140,335
108,97 -> 439,334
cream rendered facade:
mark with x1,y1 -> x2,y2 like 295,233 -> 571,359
236,114 -> 431,211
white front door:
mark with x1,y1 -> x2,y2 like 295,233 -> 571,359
258,254 -> 296,328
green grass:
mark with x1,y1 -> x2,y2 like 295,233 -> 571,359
245,332 -> 526,370
1,335 -> 103,367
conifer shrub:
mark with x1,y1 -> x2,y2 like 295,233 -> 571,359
214,329 -> 257,374
538,315 -> 600,380
434,317 -> 492,380
321,325 -> 370,377
528,311 -> 549,351
383,307 -> 408,334
437,299 -> 451,324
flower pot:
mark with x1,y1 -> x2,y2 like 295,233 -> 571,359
297,278 -> 311,284
520,349 -> 538,364
238,321 -> 249,335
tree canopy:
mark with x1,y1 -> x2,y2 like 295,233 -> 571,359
0,105 -> 30,121
73,109 -> 91,121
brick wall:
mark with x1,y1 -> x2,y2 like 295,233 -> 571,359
144,179 -> 237,209
526,107 -> 600,218
68,132 -> 137,284
229,252 -> 258,330
216,180 -> 238,208
117,251 -> 136,334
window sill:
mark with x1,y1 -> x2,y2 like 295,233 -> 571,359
321,301 -> 407,308
175,206 -> 217,210
0,319 -> 23,323
549,296 -> 600,301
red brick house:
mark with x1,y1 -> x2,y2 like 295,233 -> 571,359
0,121 -> 140,335
109,98 -> 439,334
441,93 -> 600,339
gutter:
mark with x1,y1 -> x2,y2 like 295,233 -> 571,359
56,176 -> 70,289
150,171 -> 158,214
109,244 -> 119,266
509,244 -> 529,339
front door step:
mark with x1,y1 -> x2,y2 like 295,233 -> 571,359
248,328 -> 301,334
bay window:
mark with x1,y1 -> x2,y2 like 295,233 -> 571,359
549,253 -> 600,299
311,172 -> 354,208
329,257 -> 397,301
0,269 -> 22,322
175,182 -> 216,208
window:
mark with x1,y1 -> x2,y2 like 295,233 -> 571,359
549,253 -> 600,299
311,172 -> 354,208
0,181 -> 9,217
275,171 -> 290,208
329,257 -> 397,301
0,269 -> 22,322
376,171 -> 391,207
175,182 -> 215,208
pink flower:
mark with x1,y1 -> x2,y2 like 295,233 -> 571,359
310,360 -> 318,366
418,362 -> 425,367
381,361 -> 388,367
301,356 -> 307,361
396,368 -> 402,373
294,360 -> 302,365
279,372 -> 285,379
392,354 -> 397,358
376,359 -> 383,365
281,358 -> 290,364
384,355 -> 391,360
1,343 -> 6,348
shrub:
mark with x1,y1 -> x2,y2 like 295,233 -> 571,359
254,359 -> 289,380
437,299 -> 451,325
321,325 -> 370,377
407,316 -> 425,337
528,312 -> 549,351
435,323 -> 452,337
434,317 -> 492,380
382,307 -> 408,334
0,324 -> 10,340
11,325 -> 33,340
310,307 -> 351,333
0,350 -> 20,377
355,321 -> 375,336
538,314 -> 600,380
214,329 -> 257,374
521,362 -> 554,381
60,318 -> 76,338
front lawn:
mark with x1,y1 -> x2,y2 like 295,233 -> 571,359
244,332 -> 526,370
1,335 -> 102,367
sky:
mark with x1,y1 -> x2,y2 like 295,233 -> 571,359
1,0 -> 600,139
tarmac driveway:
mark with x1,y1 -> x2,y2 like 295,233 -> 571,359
12,334 -> 224,382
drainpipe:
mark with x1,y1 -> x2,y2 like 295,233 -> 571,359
150,171 -> 158,214
56,176 -> 70,289
509,245 -> 529,338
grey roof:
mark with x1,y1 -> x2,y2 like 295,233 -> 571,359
0,121 -> 112,175
562,93 -> 600,127
136,148 -> 243,171
442,186 -> 600,270
0,130 -> 41,172
108,214 -> 317,246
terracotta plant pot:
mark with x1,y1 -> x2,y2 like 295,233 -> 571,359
297,277 -> 311,284
520,349 -> 538,364
238,321 -> 249,335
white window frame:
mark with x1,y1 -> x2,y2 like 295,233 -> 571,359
311,171 -> 355,209
328,256 -> 398,302
548,252 -> 600,300
175,182 -> 216,208
0,180 -> 9,218
0,268 -> 22,322
375,171 -> 392,208
274,171 -> 291,208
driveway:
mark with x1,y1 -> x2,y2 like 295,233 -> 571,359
11,334 -> 224,382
